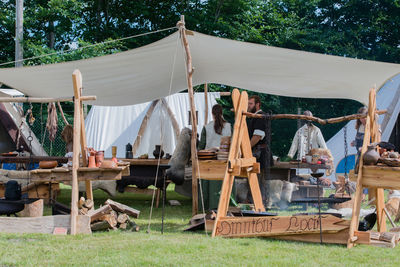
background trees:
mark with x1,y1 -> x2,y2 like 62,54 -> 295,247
0,0 -> 399,156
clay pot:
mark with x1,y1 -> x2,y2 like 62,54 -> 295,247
95,151 -> 104,167
363,145 -> 380,165
39,161 -> 57,169
153,145 -> 164,159
88,156 -> 96,168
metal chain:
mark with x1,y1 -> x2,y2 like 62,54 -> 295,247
343,125 -> 348,179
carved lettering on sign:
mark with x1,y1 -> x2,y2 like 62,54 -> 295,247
215,215 -> 336,237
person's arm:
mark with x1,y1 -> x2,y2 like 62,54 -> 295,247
287,130 -> 299,158
198,127 -> 206,150
250,119 -> 265,148
250,135 -> 262,147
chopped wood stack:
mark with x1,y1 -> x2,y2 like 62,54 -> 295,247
80,198 -> 140,232
369,231 -> 400,248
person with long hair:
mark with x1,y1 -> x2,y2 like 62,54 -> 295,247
198,104 -> 231,150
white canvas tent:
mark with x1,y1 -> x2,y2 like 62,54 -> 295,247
327,73 -> 400,179
0,30 -> 399,106
85,92 -> 220,158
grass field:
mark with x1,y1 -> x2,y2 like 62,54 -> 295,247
0,185 -> 399,267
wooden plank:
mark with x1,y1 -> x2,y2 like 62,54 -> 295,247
361,166 -> 400,189
214,215 -> 349,238
0,215 -> 90,234
30,167 -> 125,182
274,228 -> 350,244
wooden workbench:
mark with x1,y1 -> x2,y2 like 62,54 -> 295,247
30,165 -> 130,182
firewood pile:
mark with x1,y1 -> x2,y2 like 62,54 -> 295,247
79,198 -> 140,231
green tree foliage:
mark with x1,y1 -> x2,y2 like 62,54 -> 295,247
0,0 -> 399,156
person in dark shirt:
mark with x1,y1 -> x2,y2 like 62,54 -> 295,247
246,95 -> 268,203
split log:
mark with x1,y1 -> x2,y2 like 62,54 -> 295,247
87,204 -> 112,222
79,196 -> 85,209
99,214 -> 117,229
104,199 -> 140,218
79,207 -> 88,215
117,213 -> 129,224
119,222 -> 127,230
379,232 -> 396,244
127,218 -> 140,232
370,232 -> 381,240
84,199 -> 94,210
91,220 -> 112,231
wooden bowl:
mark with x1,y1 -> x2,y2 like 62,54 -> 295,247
100,160 -> 117,169
39,161 -> 58,169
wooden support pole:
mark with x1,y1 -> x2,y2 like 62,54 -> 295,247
57,102 -> 69,125
0,96 -> 96,103
131,100 -> 159,156
204,83 -> 208,125
240,110 -> 386,124
70,69 -> 83,235
178,15 -> 199,215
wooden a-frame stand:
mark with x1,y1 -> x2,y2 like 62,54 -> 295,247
211,89 -> 265,237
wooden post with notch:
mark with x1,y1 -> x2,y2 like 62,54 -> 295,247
71,69 -> 94,234
178,15 -> 199,215
71,70 -> 82,235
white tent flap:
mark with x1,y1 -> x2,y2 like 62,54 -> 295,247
85,92 -> 220,158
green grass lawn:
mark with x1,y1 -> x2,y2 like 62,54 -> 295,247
0,185 -> 399,267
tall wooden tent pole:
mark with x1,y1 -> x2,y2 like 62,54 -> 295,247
178,15 -> 199,215
71,69 -> 83,235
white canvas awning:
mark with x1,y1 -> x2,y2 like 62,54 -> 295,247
0,30 -> 399,105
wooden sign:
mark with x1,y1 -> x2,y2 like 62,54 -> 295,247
214,215 -> 349,238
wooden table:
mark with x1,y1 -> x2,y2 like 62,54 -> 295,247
30,165 -> 129,182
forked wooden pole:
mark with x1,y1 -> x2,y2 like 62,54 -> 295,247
71,69 -> 82,235
178,15 -> 199,215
